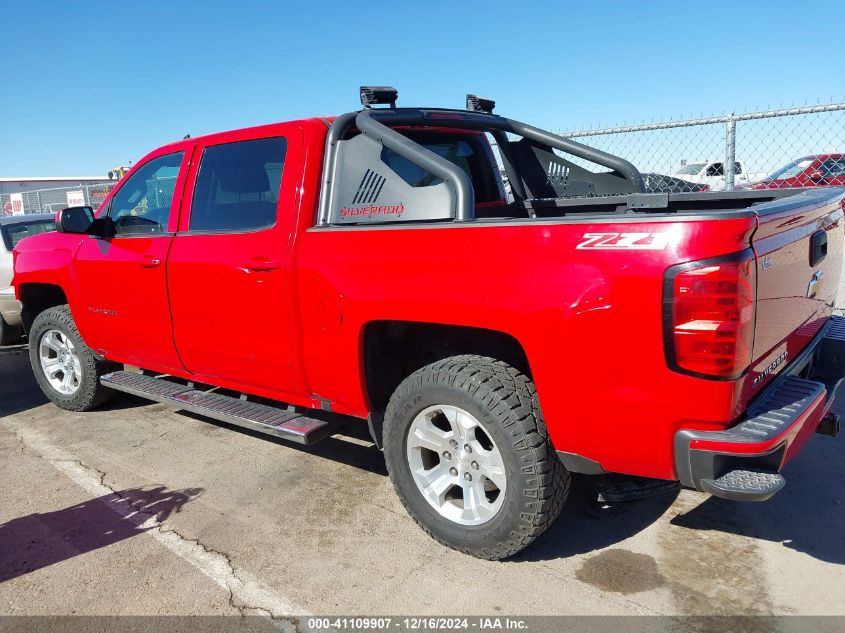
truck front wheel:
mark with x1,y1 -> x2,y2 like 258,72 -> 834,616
383,355 -> 569,560
29,305 -> 118,411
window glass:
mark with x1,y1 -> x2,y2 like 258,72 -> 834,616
2,219 -> 56,249
706,163 -> 724,177
676,163 -> 705,175
380,132 -> 501,204
110,152 -> 184,235
190,137 -> 287,232
821,158 -> 845,178
734,162 -> 743,175
765,158 -> 814,181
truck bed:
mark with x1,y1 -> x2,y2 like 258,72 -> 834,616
476,187 -> 822,220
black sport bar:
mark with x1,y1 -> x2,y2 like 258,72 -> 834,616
331,108 -> 645,221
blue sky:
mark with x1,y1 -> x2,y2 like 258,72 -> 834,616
1,0 -> 843,176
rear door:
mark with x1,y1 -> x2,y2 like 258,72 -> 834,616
167,125 -> 301,395
73,148 -> 190,370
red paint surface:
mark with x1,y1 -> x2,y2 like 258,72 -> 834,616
12,117 -> 845,479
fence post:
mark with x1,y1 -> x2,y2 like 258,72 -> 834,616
724,114 -> 736,191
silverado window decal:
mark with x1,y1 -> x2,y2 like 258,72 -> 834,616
329,133 -> 454,224
352,169 -> 387,205
576,232 -> 671,250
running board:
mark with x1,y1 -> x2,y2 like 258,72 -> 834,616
101,371 -> 336,444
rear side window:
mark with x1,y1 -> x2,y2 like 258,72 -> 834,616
821,158 -> 845,178
190,137 -> 287,232
1,219 -> 56,250
380,132 -> 502,204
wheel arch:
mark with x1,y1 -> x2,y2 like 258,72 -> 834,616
361,320 -> 532,446
18,283 -> 69,334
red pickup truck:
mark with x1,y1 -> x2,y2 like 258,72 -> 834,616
12,88 -> 845,559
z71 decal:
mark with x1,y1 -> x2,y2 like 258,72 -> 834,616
576,232 -> 671,250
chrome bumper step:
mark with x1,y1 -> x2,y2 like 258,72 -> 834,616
101,371 -> 336,444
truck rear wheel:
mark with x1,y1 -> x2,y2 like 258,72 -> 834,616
29,305 -> 118,411
383,355 -> 569,560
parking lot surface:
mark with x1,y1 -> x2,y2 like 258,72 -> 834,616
1,343 -> 844,618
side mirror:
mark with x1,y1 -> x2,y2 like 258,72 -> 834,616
807,169 -> 825,182
56,206 -> 95,234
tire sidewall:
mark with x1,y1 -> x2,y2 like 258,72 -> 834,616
29,309 -> 98,410
385,379 -> 543,553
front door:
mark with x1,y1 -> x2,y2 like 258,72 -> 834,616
167,127 -> 300,396
74,148 -> 190,370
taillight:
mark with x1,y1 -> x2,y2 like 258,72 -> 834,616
663,252 -> 756,379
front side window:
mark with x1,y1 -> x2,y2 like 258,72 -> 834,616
109,152 -> 184,235
190,137 -> 287,232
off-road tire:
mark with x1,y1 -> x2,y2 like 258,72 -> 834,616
29,305 -> 119,411
0,316 -> 23,345
383,354 -> 569,560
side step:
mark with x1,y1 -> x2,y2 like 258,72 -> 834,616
101,371 -> 336,445
699,469 -> 785,502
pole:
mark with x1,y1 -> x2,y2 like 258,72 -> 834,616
725,115 -> 737,191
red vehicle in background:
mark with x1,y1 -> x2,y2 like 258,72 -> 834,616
747,153 -> 845,189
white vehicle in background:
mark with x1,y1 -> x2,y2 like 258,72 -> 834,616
674,160 -> 767,191
0,213 -> 55,344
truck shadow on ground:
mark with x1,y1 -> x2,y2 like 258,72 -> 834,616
174,409 -> 389,475
4,350 -> 842,565
669,434 -> 844,566
0,484 -> 203,583
512,478 -> 679,562
0,346 -> 46,417
181,410 -> 690,562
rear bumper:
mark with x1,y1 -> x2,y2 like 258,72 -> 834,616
674,315 -> 845,501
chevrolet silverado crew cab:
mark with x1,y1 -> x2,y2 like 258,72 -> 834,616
13,88 -> 845,559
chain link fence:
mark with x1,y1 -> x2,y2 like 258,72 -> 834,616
557,101 -> 845,193
4,100 -> 844,215
1,182 -> 117,216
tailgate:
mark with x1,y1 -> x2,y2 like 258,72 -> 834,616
745,188 -> 845,396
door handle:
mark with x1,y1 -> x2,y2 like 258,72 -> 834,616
141,256 -> 162,268
239,257 -> 280,272
810,230 -> 827,267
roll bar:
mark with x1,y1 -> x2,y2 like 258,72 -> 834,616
318,108 -> 645,224
355,109 -> 475,220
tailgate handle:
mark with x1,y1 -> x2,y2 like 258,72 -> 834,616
810,230 -> 828,267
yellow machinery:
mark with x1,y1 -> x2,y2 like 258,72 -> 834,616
108,166 -> 131,180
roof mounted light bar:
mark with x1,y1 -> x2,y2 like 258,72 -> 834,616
466,94 -> 495,114
360,86 -> 398,109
